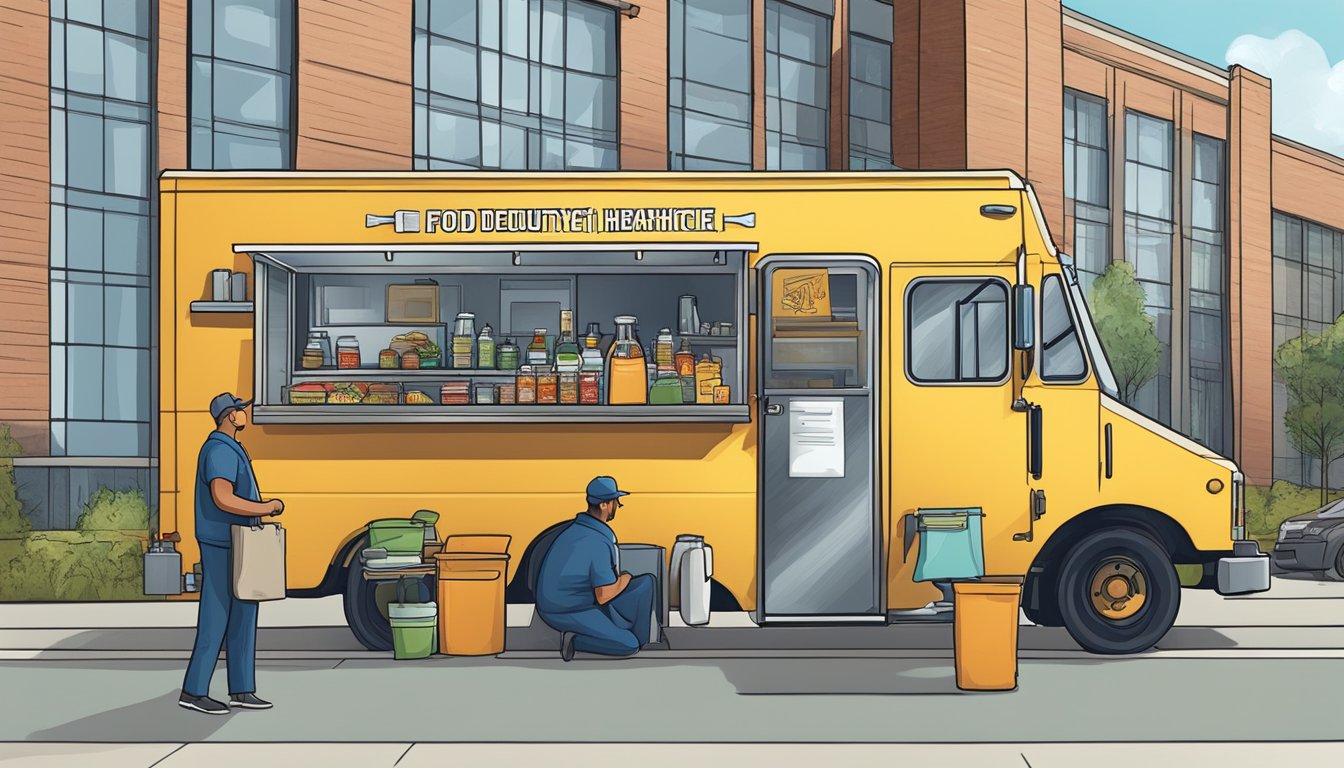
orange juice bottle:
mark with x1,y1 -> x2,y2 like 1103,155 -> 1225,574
606,315 -> 647,405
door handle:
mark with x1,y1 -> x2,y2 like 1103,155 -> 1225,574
1027,404 -> 1043,480
1104,423 -> 1114,479
1013,489 -> 1047,542
765,403 -> 783,416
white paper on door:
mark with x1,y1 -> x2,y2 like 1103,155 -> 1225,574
788,399 -> 845,478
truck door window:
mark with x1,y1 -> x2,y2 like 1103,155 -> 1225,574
906,278 -> 1009,384
1041,274 -> 1087,381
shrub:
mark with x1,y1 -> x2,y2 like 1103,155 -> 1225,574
0,532 -> 144,601
0,425 -> 28,538
1245,480 -> 1344,538
76,489 -> 150,533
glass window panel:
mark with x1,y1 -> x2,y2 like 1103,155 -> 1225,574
50,107 -> 67,187
191,124 -> 214,168
907,280 -> 1009,383
778,59 -> 825,106
68,346 -> 103,420
1041,276 -> 1086,380
103,285 -> 145,347
1287,218 -> 1303,261
104,0 -> 149,37
413,31 -> 427,90
212,62 -> 288,129
428,110 -> 480,166
105,33 -> 149,103
480,0 -> 500,50
67,208 -> 103,272
776,3 -> 827,64
51,22 -> 66,91
481,50 -> 501,108
684,112 -> 752,163
849,80 -> 889,122
542,0 -> 564,65
850,37 -> 890,87
502,0 -> 529,57
104,347 -> 147,421
66,25 -> 104,95
430,37 -> 477,101
502,56 -> 528,113
213,128 -> 285,168
215,0 -> 287,72
104,119 -> 147,197
103,212 -> 147,275
68,0 -> 101,26
1079,146 -> 1107,206
66,421 -> 148,457
191,0 -> 213,54
1273,214 -> 1287,258
430,0 -> 476,43
541,66 -> 564,119
567,0 -> 615,74
685,28 -> 752,92
51,343 -> 66,418
1192,241 -> 1221,294
191,59 -> 213,125
499,123 -> 527,169
565,72 -> 614,130
684,81 -> 752,123
68,283 -> 104,345
1192,179 -> 1219,232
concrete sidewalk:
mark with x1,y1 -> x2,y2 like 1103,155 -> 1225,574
2,741 -> 1342,767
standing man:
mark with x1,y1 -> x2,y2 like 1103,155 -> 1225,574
536,476 -> 658,661
179,393 -> 285,715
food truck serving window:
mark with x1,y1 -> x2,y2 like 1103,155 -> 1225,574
248,248 -> 750,423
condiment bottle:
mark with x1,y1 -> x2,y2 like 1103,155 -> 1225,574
526,328 -> 550,366
675,338 -> 695,377
477,324 -> 496,369
451,313 -> 476,369
695,354 -> 722,404
555,311 -> 581,373
655,328 -> 675,376
606,315 -> 647,405
581,324 -> 605,403
497,337 -> 519,371
336,336 -> 361,369
537,366 -> 558,404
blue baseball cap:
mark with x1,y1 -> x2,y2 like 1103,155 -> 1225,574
586,476 -> 630,505
209,392 -> 253,421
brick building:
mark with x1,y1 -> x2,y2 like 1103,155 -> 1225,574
1,0 -> 1342,525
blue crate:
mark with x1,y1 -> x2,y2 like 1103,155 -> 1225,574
913,508 -> 985,582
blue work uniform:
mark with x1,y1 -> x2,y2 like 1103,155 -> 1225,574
183,432 -> 263,697
535,513 -> 657,657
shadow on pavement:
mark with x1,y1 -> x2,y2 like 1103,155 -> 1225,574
26,627 -> 364,654
26,689 -> 232,742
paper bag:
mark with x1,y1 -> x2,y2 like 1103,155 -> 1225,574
231,521 -> 287,601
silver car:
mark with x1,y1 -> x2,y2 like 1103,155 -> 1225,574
1272,499 -> 1344,579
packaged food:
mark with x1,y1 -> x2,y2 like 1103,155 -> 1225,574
474,383 -> 495,404
655,328 -> 675,376
328,382 -> 365,404
559,372 -> 578,404
516,366 -> 537,404
364,382 -> 401,405
337,336 -> 361,369
579,372 -> 600,405
675,338 -> 695,377
303,336 -> 325,369
378,349 -> 399,369
439,381 -> 470,405
695,355 -> 722,404
405,390 -> 434,405
497,337 -> 519,370
288,382 -> 328,405
401,350 -> 420,369
497,383 -> 517,405
527,329 -> 549,366
713,385 -> 731,404
477,324 -> 496,369
649,376 -> 683,405
451,313 -> 476,369
537,368 -> 558,404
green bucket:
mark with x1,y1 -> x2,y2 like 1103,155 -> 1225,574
368,519 -> 427,556
389,602 -> 438,660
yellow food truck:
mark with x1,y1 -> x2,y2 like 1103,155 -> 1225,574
158,169 -> 1268,655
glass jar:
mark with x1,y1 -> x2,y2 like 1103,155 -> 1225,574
302,336 -> 325,369
451,313 -> 476,369
605,316 -> 647,405
497,337 -> 519,371
675,338 -> 695,377
537,367 -> 558,404
579,372 -> 600,405
526,328 -> 550,366
401,349 -> 420,369
516,365 -> 537,404
655,328 -> 675,376
379,348 -> 399,369
477,324 -> 496,369
559,372 -> 579,404
336,336 -> 361,369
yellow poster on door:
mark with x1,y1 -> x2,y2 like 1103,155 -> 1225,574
772,269 -> 832,318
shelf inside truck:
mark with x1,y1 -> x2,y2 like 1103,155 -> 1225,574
253,404 -> 752,424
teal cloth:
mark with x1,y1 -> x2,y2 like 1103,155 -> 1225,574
913,508 -> 985,582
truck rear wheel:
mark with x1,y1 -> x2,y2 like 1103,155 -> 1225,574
1056,528 -> 1179,655
343,538 -> 393,651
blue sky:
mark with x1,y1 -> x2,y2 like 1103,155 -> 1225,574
1064,1 -> 1344,155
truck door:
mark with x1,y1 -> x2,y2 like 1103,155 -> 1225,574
886,265 -> 1034,611
757,257 -> 883,623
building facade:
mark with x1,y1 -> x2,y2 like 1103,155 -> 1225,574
3,0 -> 1344,527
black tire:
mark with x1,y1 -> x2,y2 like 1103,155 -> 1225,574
343,536 -> 393,652
1332,542 -> 1344,581
1056,528 -> 1180,655
1022,569 -> 1063,627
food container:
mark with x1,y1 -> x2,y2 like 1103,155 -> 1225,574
287,383 -> 328,405
497,383 -> 516,405
558,372 -> 578,404
364,383 -> 401,405
387,281 -> 440,323
211,269 -> 231,301
404,390 -> 434,405
497,337 -> 519,370
302,344 -> 324,370
713,385 -> 731,404
337,336 -> 361,369
579,372 -> 600,405
379,349 -> 399,369
401,350 -> 421,369
516,366 -> 537,404
695,355 -> 723,404
452,313 -> 476,369
477,325 -> 496,369
440,382 -> 470,405
474,384 -> 495,404
537,368 -> 558,404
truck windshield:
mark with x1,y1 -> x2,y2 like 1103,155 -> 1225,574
1060,262 -> 1120,399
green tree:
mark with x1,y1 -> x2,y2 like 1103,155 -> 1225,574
1089,261 -> 1161,403
1275,318 -> 1344,507
0,425 -> 27,538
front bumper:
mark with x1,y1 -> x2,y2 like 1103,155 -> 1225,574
1271,539 -> 1329,571
1215,540 -> 1270,595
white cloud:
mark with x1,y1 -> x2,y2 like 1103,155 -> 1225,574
1226,30 -> 1344,156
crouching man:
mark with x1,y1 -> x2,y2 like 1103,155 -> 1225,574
536,476 -> 658,661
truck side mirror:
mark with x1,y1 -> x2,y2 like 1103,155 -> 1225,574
1013,285 -> 1035,350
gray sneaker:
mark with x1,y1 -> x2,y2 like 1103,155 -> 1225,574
179,693 -> 229,715
229,693 -> 273,710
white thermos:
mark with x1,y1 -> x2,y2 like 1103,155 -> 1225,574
670,534 -> 712,626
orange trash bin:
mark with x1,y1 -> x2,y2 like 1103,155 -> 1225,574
435,535 -> 511,656
952,577 -> 1025,691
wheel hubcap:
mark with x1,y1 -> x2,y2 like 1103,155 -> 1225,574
1089,557 -> 1147,620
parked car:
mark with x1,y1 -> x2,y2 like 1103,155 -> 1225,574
1272,499 -> 1344,578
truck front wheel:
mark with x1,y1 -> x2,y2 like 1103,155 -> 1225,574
1056,528 -> 1180,655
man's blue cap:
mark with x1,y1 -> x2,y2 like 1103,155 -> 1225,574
209,392 -> 253,421
586,476 -> 630,505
